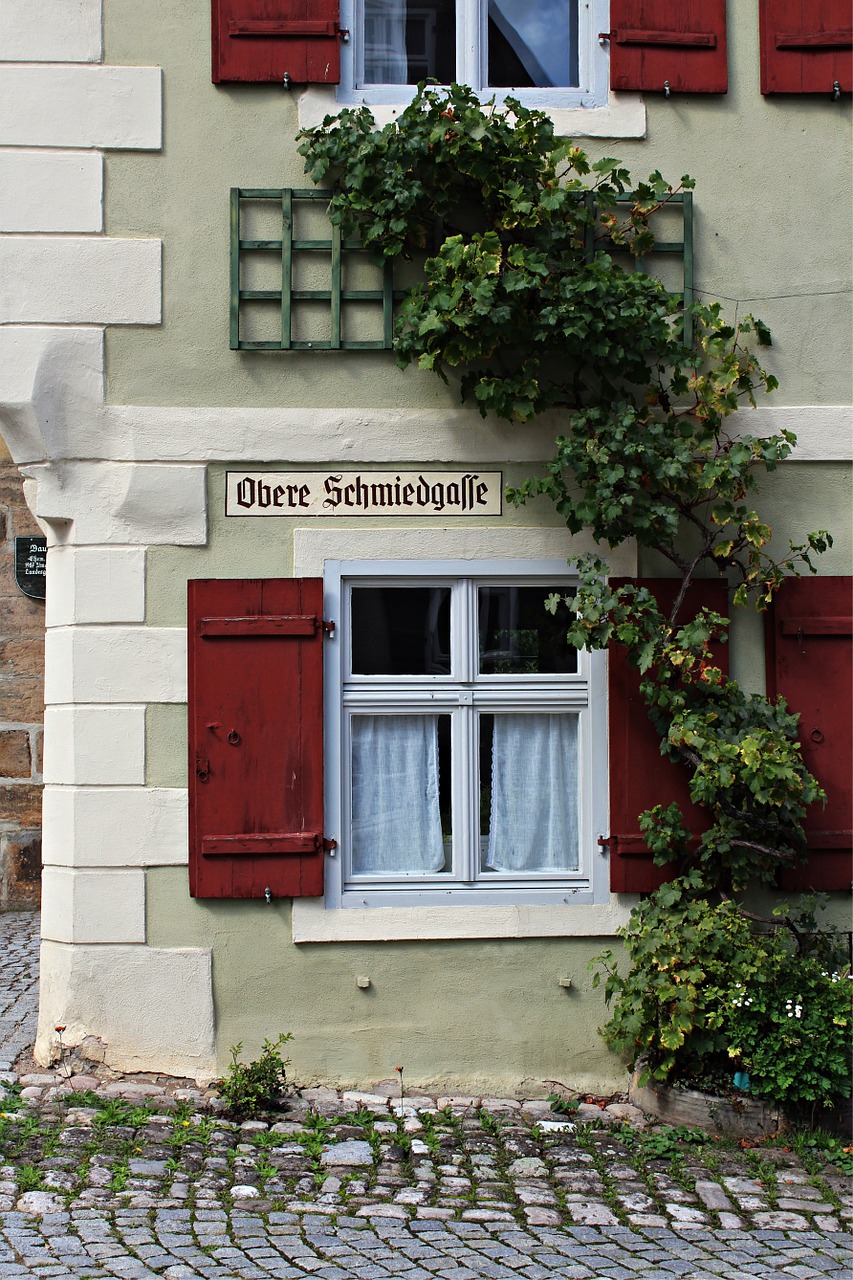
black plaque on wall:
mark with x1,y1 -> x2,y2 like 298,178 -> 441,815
15,536 -> 47,601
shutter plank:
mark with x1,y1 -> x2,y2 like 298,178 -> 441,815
766,576 -> 852,891
760,0 -> 852,94
607,0 -> 728,93
607,578 -> 730,893
188,578 -> 326,899
212,0 -> 341,84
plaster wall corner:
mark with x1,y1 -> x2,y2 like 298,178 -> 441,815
0,151 -> 103,233
40,866 -> 146,944
0,238 -> 162,326
35,940 -> 217,1081
42,705 -> 146,786
45,627 -> 187,705
46,547 -> 146,627
20,462 -> 208,547
42,786 -> 188,868
0,65 -> 163,150
0,0 -> 103,63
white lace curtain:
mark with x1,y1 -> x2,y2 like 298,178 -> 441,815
486,714 -> 579,871
351,712 -> 579,876
363,0 -> 408,84
351,715 -> 446,873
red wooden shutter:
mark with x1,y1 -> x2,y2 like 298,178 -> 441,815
607,578 -> 730,893
759,0 -> 852,95
604,0 -> 728,94
765,576 -> 852,891
188,578 -> 328,899
212,0 -> 342,84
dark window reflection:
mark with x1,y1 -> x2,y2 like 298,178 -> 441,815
488,0 -> 578,87
478,585 -> 577,674
352,587 -> 451,674
364,0 -> 456,85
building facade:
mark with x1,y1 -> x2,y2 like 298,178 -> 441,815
0,0 -> 850,1091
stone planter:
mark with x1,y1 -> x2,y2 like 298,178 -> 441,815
629,1067 -> 783,1137
629,1066 -> 853,1138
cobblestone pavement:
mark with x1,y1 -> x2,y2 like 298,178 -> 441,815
0,911 -> 850,1279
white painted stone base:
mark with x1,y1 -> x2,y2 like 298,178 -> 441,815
36,940 -> 216,1082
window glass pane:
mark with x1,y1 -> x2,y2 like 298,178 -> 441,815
352,587 -> 451,674
364,0 -> 456,85
487,0 -> 578,87
480,713 -> 579,872
351,715 -> 451,874
478,585 -> 577,674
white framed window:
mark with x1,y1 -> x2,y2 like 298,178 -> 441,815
337,0 -> 611,110
323,559 -> 608,909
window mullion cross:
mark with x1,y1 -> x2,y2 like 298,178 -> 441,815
458,577 -> 479,882
457,0 -> 483,88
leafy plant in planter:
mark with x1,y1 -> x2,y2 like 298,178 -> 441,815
299,86 -> 849,1108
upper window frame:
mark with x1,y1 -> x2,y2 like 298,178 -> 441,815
337,0 -> 612,110
323,558 -> 610,910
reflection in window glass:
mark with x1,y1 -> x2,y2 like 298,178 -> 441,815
478,585 -> 577,674
480,713 -> 579,872
352,587 -> 451,674
488,0 -> 578,87
364,0 -> 456,85
351,715 -> 452,874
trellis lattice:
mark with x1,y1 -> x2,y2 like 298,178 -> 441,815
230,187 -> 694,351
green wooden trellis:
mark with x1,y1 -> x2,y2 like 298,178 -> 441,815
230,187 -> 693,352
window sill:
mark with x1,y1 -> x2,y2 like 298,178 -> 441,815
296,87 -> 646,140
292,895 -> 638,942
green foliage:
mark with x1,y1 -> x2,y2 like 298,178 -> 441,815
791,1129 -> 853,1176
91,1098 -> 154,1129
593,881 -> 852,1106
631,1124 -> 707,1162
724,959 -> 852,1106
299,83 -> 697,421
548,1092 -> 580,1115
217,1033 -> 292,1120
301,86 -> 841,1109
16,1164 -> 46,1193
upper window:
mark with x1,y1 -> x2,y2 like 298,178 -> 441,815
339,0 -> 609,108
324,560 -> 608,908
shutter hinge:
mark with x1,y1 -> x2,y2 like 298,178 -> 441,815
323,837 -> 337,857
321,619 -> 336,636
597,834 -> 616,856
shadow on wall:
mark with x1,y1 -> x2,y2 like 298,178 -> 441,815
0,435 -> 44,909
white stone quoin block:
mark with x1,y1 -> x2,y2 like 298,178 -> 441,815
40,867 -> 146,945
42,705 -> 146,786
23,462 -> 208,546
0,238 -> 161,325
36,942 -> 216,1080
45,628 -> 187,705
0,0 -> 103,63
0,151 -> 103,233
46,547 -> 146,627
0,66 -> 162,150
42,787 -> 188,868
0,326 -> 105,468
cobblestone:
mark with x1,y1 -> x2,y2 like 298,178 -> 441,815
0,912 -> 850,1278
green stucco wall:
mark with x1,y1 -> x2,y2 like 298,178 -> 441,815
100,0 -> 851,1091
103,0 -> 852,409
146,866 -> 625,1089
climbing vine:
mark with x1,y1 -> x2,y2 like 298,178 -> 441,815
299,86 -> 848,1101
